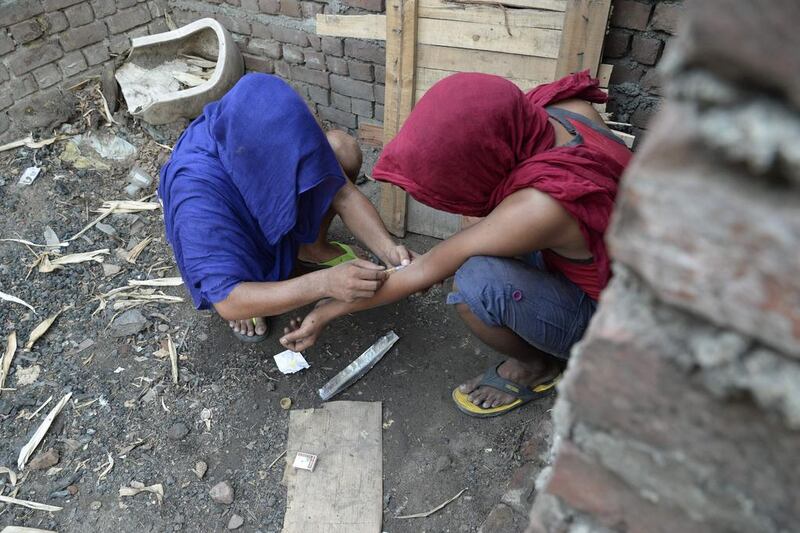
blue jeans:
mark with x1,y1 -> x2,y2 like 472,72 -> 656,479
446,253 -> 597,360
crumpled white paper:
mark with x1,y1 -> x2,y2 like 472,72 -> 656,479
273,350 -> 310,374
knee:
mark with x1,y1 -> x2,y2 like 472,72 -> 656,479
452,256 -> 507,324
326,129 -> 362,182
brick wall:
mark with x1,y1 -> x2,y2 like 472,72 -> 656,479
0,0 -> 171,140
1,0 -> 681,142
603,0 -> 684,139
528,0 -> 800,531
167,0 -> 386,133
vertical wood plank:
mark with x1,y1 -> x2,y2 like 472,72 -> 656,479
379,0 -> 418,237
555,0 -> 611,78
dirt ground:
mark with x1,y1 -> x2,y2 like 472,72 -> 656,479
0,92 -> 553,532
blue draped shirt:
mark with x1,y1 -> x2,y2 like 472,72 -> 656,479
158,74 -> 346,309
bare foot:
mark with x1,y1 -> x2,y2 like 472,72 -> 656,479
228,317 -> 269,338
458,358 -> 563,409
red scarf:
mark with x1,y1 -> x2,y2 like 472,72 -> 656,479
372,71 -> 628,287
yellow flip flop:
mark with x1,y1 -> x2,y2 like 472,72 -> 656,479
297,242 -> 360,270
452,363 -> 561,418
233,317 -> 270,343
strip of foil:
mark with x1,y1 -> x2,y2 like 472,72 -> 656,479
318,331 -> 400,401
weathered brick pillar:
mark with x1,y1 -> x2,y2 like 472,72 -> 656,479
527,1 -> 800,531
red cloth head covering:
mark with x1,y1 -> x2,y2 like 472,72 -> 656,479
372,70 -> 628,288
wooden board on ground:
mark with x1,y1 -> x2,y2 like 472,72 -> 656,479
282,401 -> 382,533
407,197 -> 461,239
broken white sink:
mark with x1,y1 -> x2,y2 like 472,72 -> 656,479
116,18 -> 244,125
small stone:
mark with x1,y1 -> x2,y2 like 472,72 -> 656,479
194,460 -> 208,479
168,422 -> 190,441
227,514 -> 244,529
157,324 -> 169,332
111,309 -> 148,337
209,480 -> 234,505
280,397 -> 292,410
265,381 -> 276,392
90,500 -> 102,510
67,484 -> 79,495
434,455 -> 452,472
29,448 -> 60,470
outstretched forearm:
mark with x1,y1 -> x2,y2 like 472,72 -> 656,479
214,272 -> 328,320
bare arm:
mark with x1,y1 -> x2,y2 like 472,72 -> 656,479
333,180 -> 411,266
281,188 -> 578,350
214,259 -> 386,321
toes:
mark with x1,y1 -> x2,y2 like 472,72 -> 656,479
246,319 -> 255,336
255,317 -> 267,335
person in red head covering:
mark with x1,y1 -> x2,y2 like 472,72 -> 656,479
280,71 -> 632,417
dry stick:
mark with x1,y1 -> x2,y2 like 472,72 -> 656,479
268,450 -> 287,470
1,332 -> 17,391
0,494 -> 63,512
397,489 -> 467,519
167,334 -> 178,385
25,395 -> 53,421
18,392 -> 72,470
95,86 -> 118,125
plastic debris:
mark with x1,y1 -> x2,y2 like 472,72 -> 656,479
273,350 -> 310,374
18,166 -> 41,186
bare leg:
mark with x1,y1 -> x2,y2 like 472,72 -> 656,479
455,303 -> 564,408
298,129 -> 363,264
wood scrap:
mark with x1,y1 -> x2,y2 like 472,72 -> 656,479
0,134 -> 68,153
0,494 -> 63,512
18,392 -> 72,470
38,249 -> 109,272
0,238 -> 68,249
128,277 -> 183,287
96,200 -> 160,214
24,307 -> 68,350
173,71 -> 209,87
95,86 -> 118,125
125,237 -> 152,264
119,481 -> 164,504
2,526 -> 58,533
167,333 -> 178,384
397,488 -> 466,518
282,401 -> 382,533
96,452 -> 114,483
180,54 -> 217,69
1,332 -> 17,391
0,292 -> 35,313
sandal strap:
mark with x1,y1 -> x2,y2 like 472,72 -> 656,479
478,363 -> 559,402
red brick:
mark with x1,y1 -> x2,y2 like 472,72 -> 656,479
631,35 -> 663,65
258,0 -> 279,13
292,64 -> 329,88
83,41 -> 110,66
321,36 -> 343,57
91,0 -> 115,16
650,2 -> 684,34
348,61 -> 372,81
608,60 -> 644,85
283,45 -> 304,64
304,49 -> 325,70
32,63 -> 61,88
106,4 -> 151,34
251,21 -> 270,39
280,0 -> 302,17
604,29 -> 631,59
243,53 -> 274,73
317,104 -> 356,129
351,97 -> 371,117
60,20 -> 106,51
640,67 -> 662,96
271,26 -> 308,47
65,1 -> 94,26
0,31 -> 14,55
1,0 -> 44,25
326,56 -> 348,75
301,1 -> 324,17
343,0 -> 383,11
9,20 -> 44,44
44,11 -> 69,32
610,0 -> 652,31
344,38 -> 384,64
546,442 -> 705,533
374,64 -> 385,83
331,74 -> 373,100
7,40 -> 63,75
